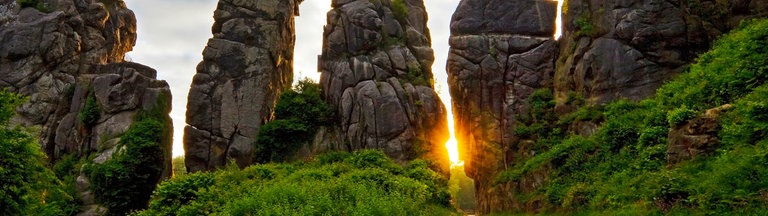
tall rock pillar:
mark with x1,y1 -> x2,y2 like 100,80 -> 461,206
447,0 -> 558,213
318,0 -> 449,170
185,0 -> 302,172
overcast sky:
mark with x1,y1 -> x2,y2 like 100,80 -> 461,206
124,0 -> 466,157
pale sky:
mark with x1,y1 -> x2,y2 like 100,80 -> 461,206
124,0 -> 465,157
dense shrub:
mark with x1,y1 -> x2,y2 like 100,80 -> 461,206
79,92 -> 101,127
667,106 -> 697,127
86,119 -> 166,215
136,150 -> 457,216
86,93 -> 171,215
0,90 -> 78,216
255,79 -> 333,163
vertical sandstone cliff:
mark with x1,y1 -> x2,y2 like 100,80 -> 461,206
184,0 -> 302,172
0,0 -> 172,214
447,0 -> 558,212
318,0 -> 449,170
556,0 -> 768,106
448,0 -> 767,214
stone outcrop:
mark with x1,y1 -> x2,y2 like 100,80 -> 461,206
447,0 -> 558,212
555,0 -> 768,106
447,0 -> 767,214
317,0 -> 449,170
0,0 -> 172,214
184,0 -> 302,172
667,104 -> 732,165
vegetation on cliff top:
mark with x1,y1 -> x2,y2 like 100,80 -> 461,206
136,150 -> 457,215
495,18 -> 768,214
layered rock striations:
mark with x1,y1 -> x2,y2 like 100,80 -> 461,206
555,0 -> 768,106
318,0 -> 449,170
447,0 -> 558,212
185,0 -> 302,172
0,0 -> 172,213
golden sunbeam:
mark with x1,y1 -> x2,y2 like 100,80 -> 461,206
444,111 -> 463,167
553,0 -> 564,40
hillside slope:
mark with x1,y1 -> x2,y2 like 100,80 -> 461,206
493,18 -> 768,214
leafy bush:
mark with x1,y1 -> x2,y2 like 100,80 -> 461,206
0,90 -> 78,216
79,92 -> 101,127
87,119 -> 166,215
86,93 -> 171,215
136,150 -> 458,216
256,79 -> 333,163
667,106 -> 697,127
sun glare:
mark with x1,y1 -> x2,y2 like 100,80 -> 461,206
445,111 -> 464,167
446,135 -> 463,167
553,0 -> 563,40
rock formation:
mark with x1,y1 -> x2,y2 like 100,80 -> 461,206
317,0 -> 449,170
0,0 -> 172,214
184,0 -> 302,172
447,0 -> 767,214
555,0 -> 768,105
667,104 -> 732,165
447,0 -> 558,212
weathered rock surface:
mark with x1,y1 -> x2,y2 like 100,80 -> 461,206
555,0 -> 768,105
0,0 -> 172,214
447,0 -> 558,212
667,104 -> 732,165
184,0 -> 302,172
448,0 -> 767,214
317,0 -> 449,170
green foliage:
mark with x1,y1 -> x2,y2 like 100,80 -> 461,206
657,18 -> 768,111
667,106 -> 698,127
256,79 -> 333,163
87,119 -> 166,215
391,0 -> 409,24
16,0 -> 50,12
491,19 -> 768,214
172,156 -> 187,177
86,93 -> 171,215
449,166 -> 476,211
136,150 -> 458,216
575,13 -> 598,37
406,61 -> 432,86
0,90 -> 78,216
79,92 -> 101,127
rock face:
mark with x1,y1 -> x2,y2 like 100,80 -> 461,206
318,0 -> 449,170
447,0 -> 767,214
555,0 -> 768,105
184,0 -> 302,172
447,0 -> 558,212
0,0 -> 172,214
667,104 -> 732,165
